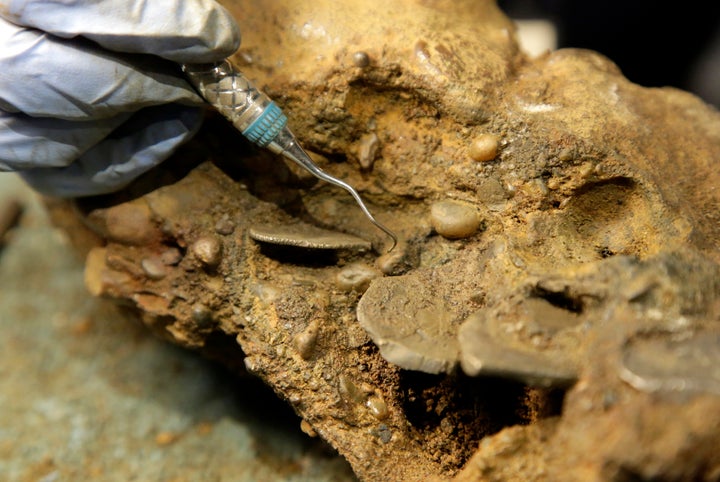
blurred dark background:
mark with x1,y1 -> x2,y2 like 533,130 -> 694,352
498,0 -> 720,107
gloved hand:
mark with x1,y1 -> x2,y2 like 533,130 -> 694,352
0,0 -> 240,197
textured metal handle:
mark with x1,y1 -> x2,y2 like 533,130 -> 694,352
182,61 -> 288,147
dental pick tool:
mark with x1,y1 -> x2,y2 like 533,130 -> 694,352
182,61 -> 397,251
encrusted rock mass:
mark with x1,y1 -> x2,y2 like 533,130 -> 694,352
47,1 -> 720,480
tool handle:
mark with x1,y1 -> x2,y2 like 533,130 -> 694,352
183,61 -> 398,251
182,61 -> 288,147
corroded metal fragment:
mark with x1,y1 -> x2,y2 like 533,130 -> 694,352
249,223 -> 372,250
458,309 -> 578,387
620,329 -> 720,396
357,275 -> 460,374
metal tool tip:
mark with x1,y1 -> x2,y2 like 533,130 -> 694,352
274,136 -> 399,253
380,224 -> 398,253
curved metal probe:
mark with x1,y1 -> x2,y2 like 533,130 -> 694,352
182,61 -> 397,252
271,133 -> 398,252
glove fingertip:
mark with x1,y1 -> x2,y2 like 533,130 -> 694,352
167,4 -> 241,63
212,6 -> 242,56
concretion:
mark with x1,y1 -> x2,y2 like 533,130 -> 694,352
47,1 -> 720,480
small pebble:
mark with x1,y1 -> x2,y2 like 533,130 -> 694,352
429,200 -> 481,239
352,51 -> 370,68
84,248 -> 108,297
293,321 -> 319,360
366,396 -> 389,420
358,132 -> 379,170
106,253 -> 144,277
440,417 -> 454,435
243,356 -> 261,374
578,162 -> 595,179
160,247 -> 183,266
546,177 -> 561,190
376,424 -> 392,444
338,375 -> 365,404
105,202 -> 157,245
335,263 -> 381,292
191,303 -> 213,327
468,134 -> 499,162
300,420 -> 317,438
476,177 -> 508,205
214,214 -> 235,235
376,242 -> 407,275
192,236 -> 223,267
141,256 -> 167,280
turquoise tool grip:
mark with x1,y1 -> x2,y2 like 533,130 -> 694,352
242,102 -> 288,147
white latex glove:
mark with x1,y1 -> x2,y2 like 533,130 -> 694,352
0,0 -> 240,197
